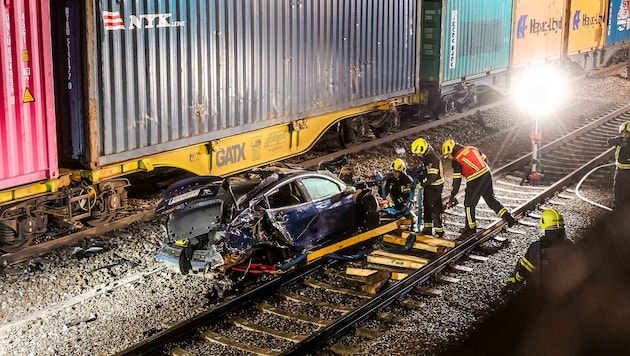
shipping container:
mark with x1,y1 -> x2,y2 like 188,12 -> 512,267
420,0 -> 514,86
0,0 -> 58,191
510,0 -> 567,68
606,0 -> 630,45
51,0 -> 419,170
566,0 -> 609,68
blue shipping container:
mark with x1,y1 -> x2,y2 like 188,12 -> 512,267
606,0 -> 630,46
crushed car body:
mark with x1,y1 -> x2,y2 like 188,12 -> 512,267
155,166 -> 378,276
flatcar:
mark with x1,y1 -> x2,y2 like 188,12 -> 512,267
1,0 -> 628,253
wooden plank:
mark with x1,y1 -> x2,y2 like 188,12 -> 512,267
258,302 -> 331,326
382,234 -> 446,253
399,231 -> 457,247
345,267 -> 378,277
231,317 -> 306,343
362,278 -> 389,295
306,221 -> 399,262
361,262 -> 415,280
367,255 -> 426,270
370,250 -> 429,264
279,291 -> 353,313
325,268 -> 390,285
303,278 -> 372,299
202,330 -> 281,356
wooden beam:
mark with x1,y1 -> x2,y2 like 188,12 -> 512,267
306,221 -> 399,262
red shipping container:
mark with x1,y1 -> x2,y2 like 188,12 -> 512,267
0,0 -> 58,191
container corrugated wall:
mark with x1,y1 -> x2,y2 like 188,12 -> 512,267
510,0 -> 567,68
0,1 -> 58,190
606,0 -> 630,46
439,0 -> 513,85
52,0 -> 418,168
567,0 -> 608,55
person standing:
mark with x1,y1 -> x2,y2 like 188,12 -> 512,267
442,139 -> 517,237
411,138 -> 445,237
382,158 -> 416,223
507,208 -> 572,288
607,121 -> 630,210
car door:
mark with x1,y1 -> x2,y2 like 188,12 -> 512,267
299,176 -> 355,241
264,181 -> 319,249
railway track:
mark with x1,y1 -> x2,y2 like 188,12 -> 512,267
0,204 -> 156,267
117,104 -> 627,355
0,67 -> 602,269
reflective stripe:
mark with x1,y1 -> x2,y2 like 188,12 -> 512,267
466,166 -> 489,181
615,146 -> 630,169
431,179 -> 444,186
466,206 -> 475,228
515,272 -> 524,282
453,173 -> 463,179
520,257 -> 535,272
498,208 -> 507,217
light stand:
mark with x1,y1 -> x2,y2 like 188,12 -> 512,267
521,114 -> 545,185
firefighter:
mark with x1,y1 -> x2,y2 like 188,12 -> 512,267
442,139 -> 517,237
382,158 -> 416,222
607,121 -> 630,211
411,138 -> 445,237
507,208 -> 572,288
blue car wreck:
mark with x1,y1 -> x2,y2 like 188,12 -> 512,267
155,166 -> 378,277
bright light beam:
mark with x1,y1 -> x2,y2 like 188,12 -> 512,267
512,65 -> 565,116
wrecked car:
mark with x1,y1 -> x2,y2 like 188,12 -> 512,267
155,166 -> 379,276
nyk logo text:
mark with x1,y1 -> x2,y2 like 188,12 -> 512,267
103,11 -> 185,31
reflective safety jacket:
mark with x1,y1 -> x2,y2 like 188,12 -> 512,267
450,145 -> 488,195
608,136 -> 630,170
384,172 -> 413,210
420,146 -> 444,187
508,229 -> 570,288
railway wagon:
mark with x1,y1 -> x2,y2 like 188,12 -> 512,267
1,0 -> 424,252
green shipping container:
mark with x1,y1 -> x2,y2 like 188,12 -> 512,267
421,0 -> 514,86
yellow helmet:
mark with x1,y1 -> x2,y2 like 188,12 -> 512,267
539,208 -> 564,230
391,158 -> 406,172
442,139 -> 456,157
619,121 -> 630,134
411,138 -> 429,155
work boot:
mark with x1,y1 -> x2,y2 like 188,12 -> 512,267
503,213 -> 517,227
421,227 -> 433,236
459,227 -> 477,238
434,231 -> 445,238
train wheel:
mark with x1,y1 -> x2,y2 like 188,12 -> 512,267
0,220 -> 35,253
82,179 -> 129,228
337,119 -> 358,148
83,192 -> 121,227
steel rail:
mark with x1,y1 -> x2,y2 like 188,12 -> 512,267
117,103 -> 627,356
283,133 -> 618,356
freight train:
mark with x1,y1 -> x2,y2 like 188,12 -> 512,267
1,0 -> 628,253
